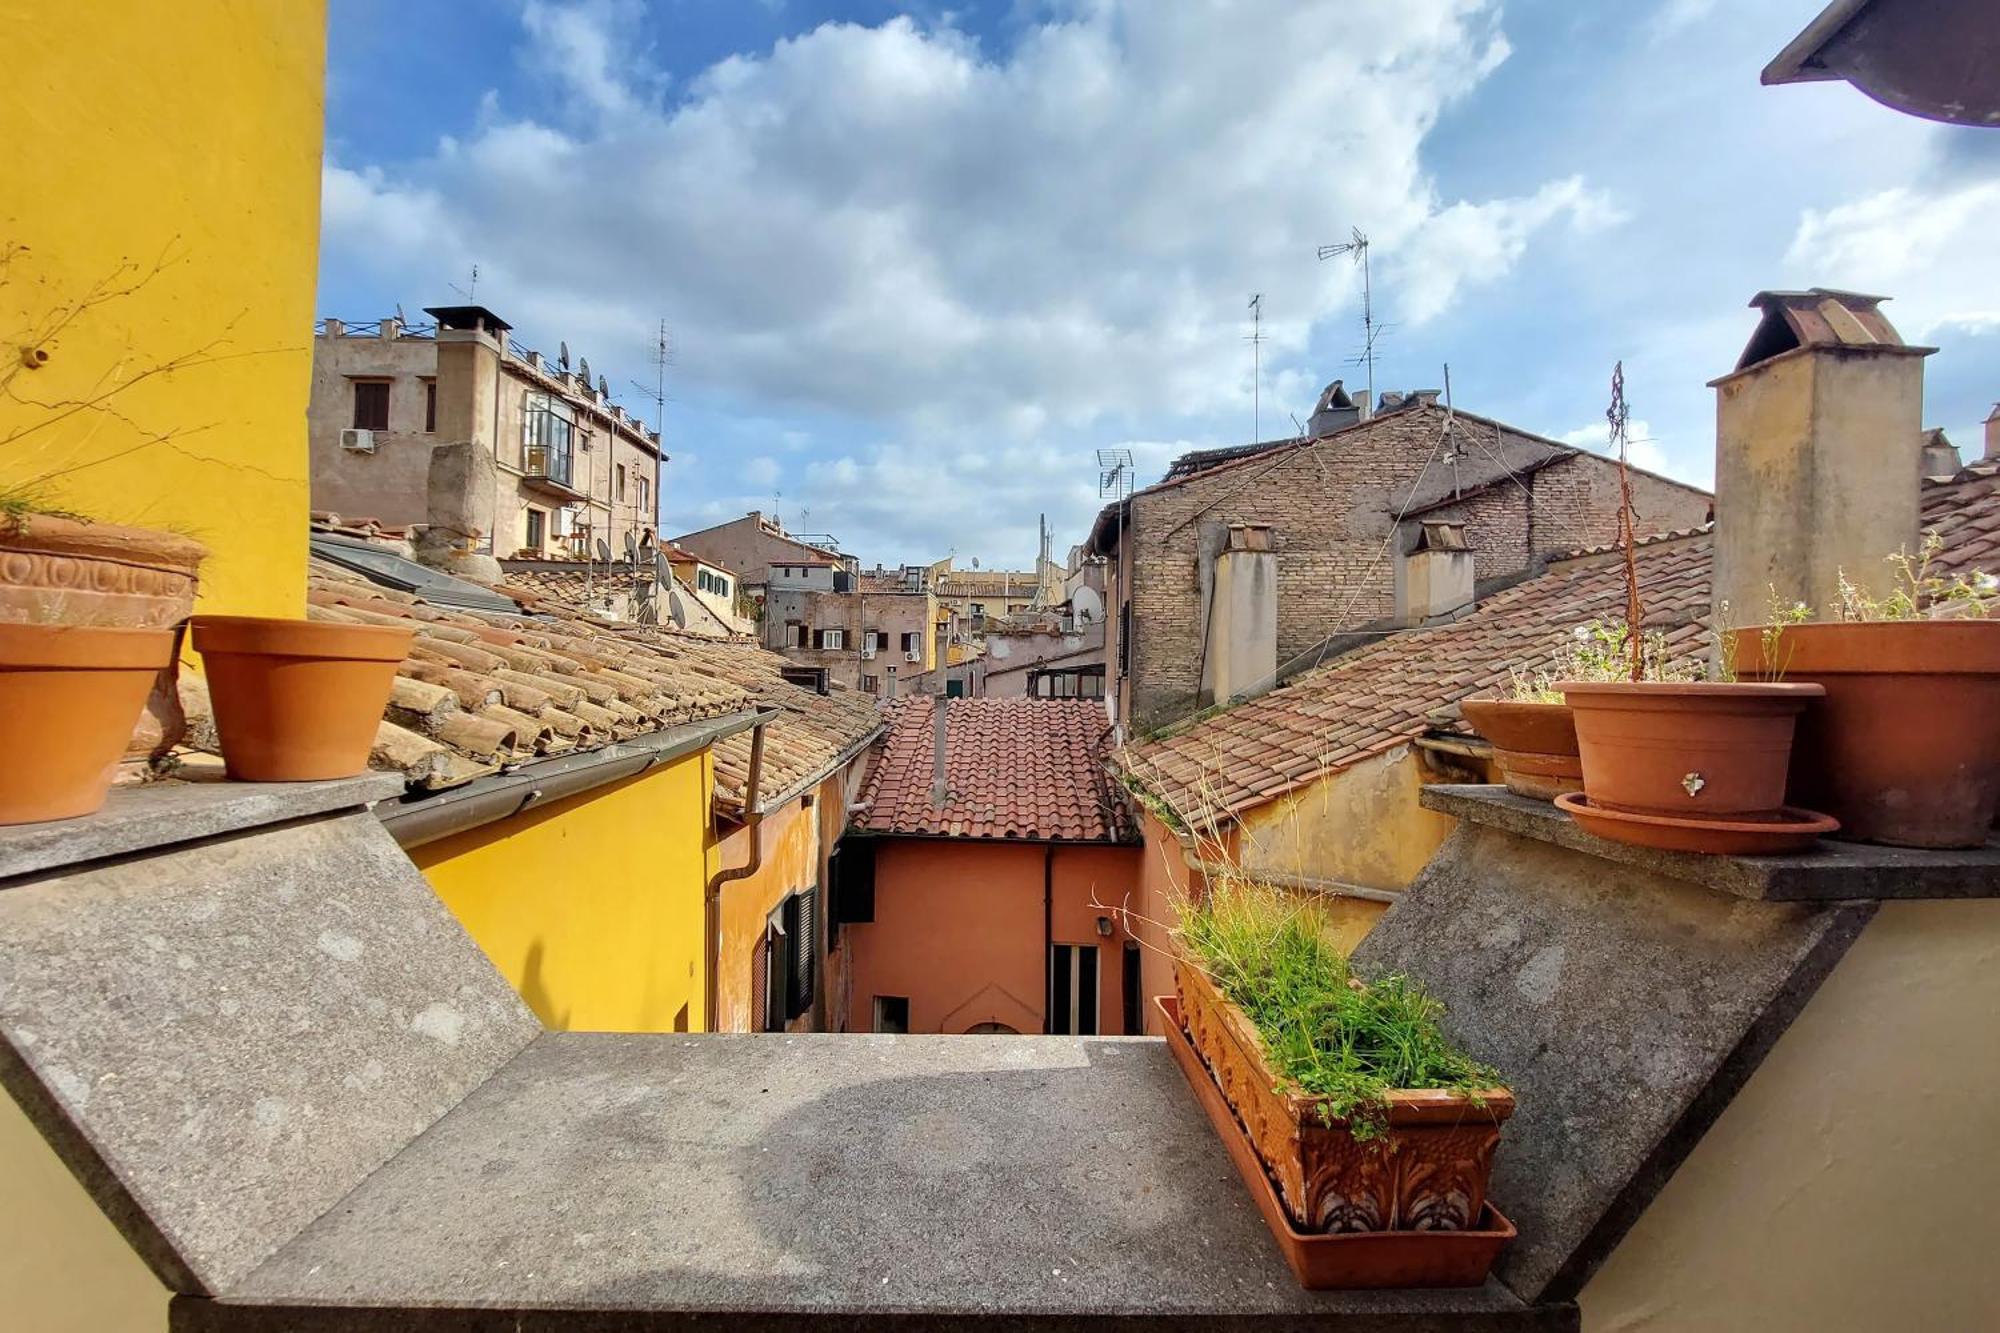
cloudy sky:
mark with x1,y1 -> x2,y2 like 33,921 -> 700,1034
319,0 -> 2000,567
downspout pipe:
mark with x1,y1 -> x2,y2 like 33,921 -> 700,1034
1042,843 -> 1054,1034
704,716 -> 770,1031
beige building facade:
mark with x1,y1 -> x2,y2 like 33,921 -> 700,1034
309,306 -> 664,562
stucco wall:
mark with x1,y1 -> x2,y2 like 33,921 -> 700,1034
413,751 -> 714,1033
1236,745 -> 1465,897
307,334 -> 440,526
0,0 -> 325,623
844,840 -> 1141,1035
1580,898 -> 2000,1330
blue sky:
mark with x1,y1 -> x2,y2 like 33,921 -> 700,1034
320,1 -> 2000,567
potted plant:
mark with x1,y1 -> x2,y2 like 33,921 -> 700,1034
1171,880 -> 1511,1238
1731,536 -> 2000,848
191,614 -> 414,781
1460,665 -> 1581,802
1549,364 -> 1832,855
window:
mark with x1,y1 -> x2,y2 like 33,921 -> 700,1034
900,631 -> 921,653
524,508 -> 546,551
970,602 -> 986,619
873,996 -> 910,1035
758,891 -> 816,1033
350,379 -> 390,431
521,391 -> 576,485
616,463 -> 628,502
1033,666 -> 1106,699
815,628 -> 846,650
1048,944 -> 1099,1035
861,674 -> 880,694
422,379 -> 437,433
785,620 -> 808,649
636,474 -> 650,518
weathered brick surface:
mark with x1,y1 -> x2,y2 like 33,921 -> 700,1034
1121,405 -> 1710,731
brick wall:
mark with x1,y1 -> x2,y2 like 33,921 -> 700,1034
1121,406 -> 1710,731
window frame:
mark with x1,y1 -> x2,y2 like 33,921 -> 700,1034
421,377 -> 437,433
350,378 -> 391,432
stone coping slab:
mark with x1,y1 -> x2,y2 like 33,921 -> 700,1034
1419,784 -> 2000,901
181,1032 -> 1575,1332
0,773 -> 407,884
1352,820 -> 1872,1305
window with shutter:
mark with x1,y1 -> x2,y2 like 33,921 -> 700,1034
759,915 -> 789,1034
829,839 -> 876,931
788,888 -> 816,1017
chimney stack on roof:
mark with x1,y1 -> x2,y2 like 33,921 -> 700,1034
1200,524 -> 1277,708
1920,429 -> 1963,483
1986,403 -> 2000,462
1709,288 -> 1936,623
931,697 -> 950,809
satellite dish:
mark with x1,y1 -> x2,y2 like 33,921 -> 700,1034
578,356 -> 591,384
971,557 -> 980,569
624,532 -> 638,561
594,537 -> 613,563
598,374 -> 610,398
394,302 -> 406,323
667,588 -> 687,627
655,552 -> 670,583
558,341 -> 571,370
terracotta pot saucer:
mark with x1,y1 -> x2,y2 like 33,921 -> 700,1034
1555,791 -> 1837,855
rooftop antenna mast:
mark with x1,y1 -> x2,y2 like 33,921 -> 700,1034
1246,293 -> 1266,442
628,319 -> 675,435
449,263 -> 480,304
1317,228 -> 1376,410
1096,447 -> 1134,504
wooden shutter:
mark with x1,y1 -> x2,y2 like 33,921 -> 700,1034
790,889 -> 817,1017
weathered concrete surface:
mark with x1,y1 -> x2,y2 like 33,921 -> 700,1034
0,812 -> 539,1294
211,1032 -> 1574,1331
1421,785 -> 2000,902
1351,821 -> 1873,1305
0,773 -> 405,883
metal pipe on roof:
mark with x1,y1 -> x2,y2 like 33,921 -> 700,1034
704,716 -> 770,1030
377,711 -> 764,850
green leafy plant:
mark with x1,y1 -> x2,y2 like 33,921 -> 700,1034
1835,532 -> 1998,623
1177,878 -> 1500,1140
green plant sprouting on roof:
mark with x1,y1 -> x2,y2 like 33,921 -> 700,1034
1177,878 -> 1500,1140
1835,531 -> 1999,623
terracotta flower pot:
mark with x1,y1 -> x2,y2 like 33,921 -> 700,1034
0,513 -> 208,764
1561,681 -> 1823,824
1459,699 -> 1581,801
0,624 -> 177,824
191,617 -> 414,781
1733,621 -> 2000,847
1174,960 -> 1511,1234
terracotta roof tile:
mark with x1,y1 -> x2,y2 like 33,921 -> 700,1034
1124,475 -> 2000,822
856,698 -> 1134,843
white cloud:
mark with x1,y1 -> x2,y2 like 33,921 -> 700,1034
1786,181 -> 2000,338
1558,417 -> 1672,477
324,1 -> 1610,436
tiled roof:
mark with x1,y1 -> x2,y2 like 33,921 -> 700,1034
934,570 -> 1043,597
290,559 -> 879,813
856,697 -> 1134,842
1125,470 -> 2000,823
1122,535 -> 1715,821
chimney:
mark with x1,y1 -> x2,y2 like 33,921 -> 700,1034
931,697 -> 949,808
1920,429 -> 1962,483
380,316 -> 401,340
1709,288 -> 1935,622
1986,403 -> 2000,461
425,304 -> 512,453
1308,380 -> 1361,438
1200,524 -> 1277,706
1395,520 -> 1474,624
322,317 -> 343,338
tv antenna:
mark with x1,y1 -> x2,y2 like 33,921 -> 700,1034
1246,293 -> 1266,442
1096,447 -> 1134,503
449,262 -> 480,303
629,319 -> 675,433
1317,228 -> 1378,410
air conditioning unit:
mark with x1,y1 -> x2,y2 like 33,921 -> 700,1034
904,650 -> 921,663
860,647 -> 876,660
339,428 -> 377,453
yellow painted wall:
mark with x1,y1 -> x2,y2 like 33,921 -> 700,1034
0,0 -> 323,621
0,6 -> 326,1328
1580,899 -> 2000,1330
712,783 -> 826,1033
1236,745 -> 1470,896
413,752 -> 715,1033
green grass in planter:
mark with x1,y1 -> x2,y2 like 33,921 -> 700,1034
1180,880 -> 1501,1140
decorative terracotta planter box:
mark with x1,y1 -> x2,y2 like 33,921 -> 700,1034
1460,698 -> 1582,802
1174,959 -> 1512,1234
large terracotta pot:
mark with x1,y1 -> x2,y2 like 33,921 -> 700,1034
1174,959 -> 1512,1234
191,617 -> 413,781
0,513 -> 208,763
0,624 -> 177,824
1561,681 -> 1823,818
1459,699 -> 1581,801
1733,622 -> 2000,847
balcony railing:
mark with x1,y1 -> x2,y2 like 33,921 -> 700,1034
524,441 -> 575,490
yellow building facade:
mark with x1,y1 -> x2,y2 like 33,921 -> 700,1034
413,751 -> 718,1033
0,0 -> 323,622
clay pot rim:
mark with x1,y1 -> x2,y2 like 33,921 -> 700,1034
1735,619 -> 2000,676
1560,680 -> 1824,699
191,615 -> 414,662
1,512 -> 209,571
1461,697 -> 1578,759
1557,791 -> 1837,841
0,623 -> 177,669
